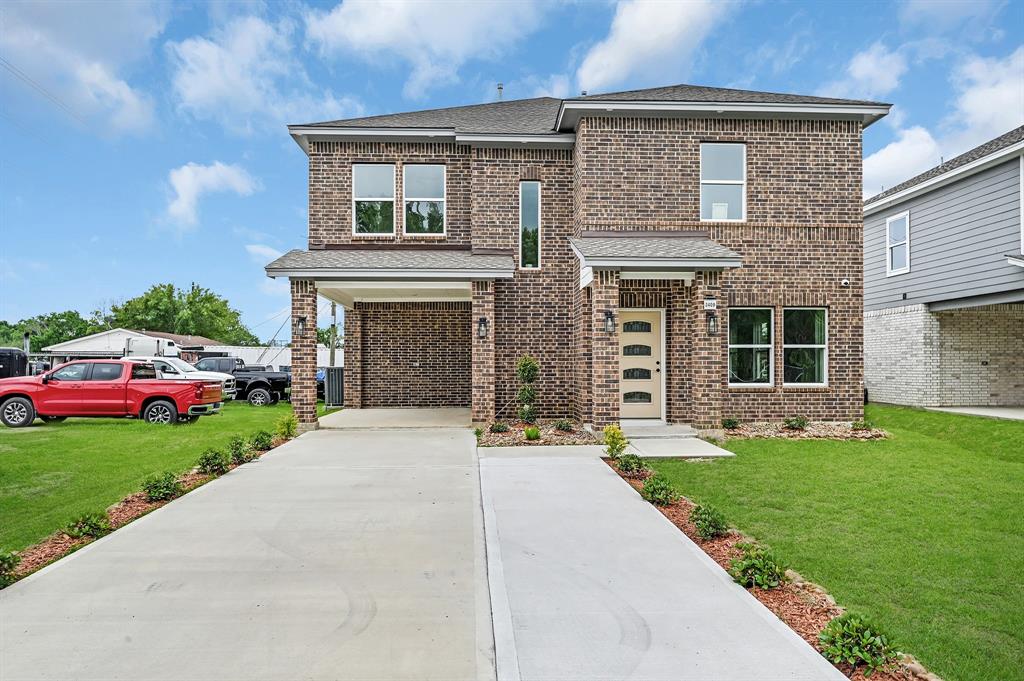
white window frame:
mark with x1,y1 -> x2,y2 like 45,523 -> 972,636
885,210 -> 910,276
700,142 -> 747,223
782,307 -> 828,387
519,180 -> 541,270
352,163 -> 396,237
727,307 -> 774,388
402,164 -> 446,237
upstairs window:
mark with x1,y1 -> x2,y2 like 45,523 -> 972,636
728,308 -> 772,386
520,181 -> 541,269
404,164 -> 446,235
886,211 -> 910,276
783,308 -> 827,386
353,164 -> 395,235
700,143 -> 746,221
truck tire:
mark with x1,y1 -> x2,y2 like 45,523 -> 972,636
40,416 -> 67,423
1,396 -> 35,428
247,388 -> 272,406
142,399 -> 177,424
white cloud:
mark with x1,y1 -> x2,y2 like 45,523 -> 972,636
863,126 -> 941,196
305,0 -> 549,99
900,0 -> 1003,36
166,162 -> 260,228
818,42 -> 908,100
168,15 -> 362,132
245,243 -> 283,263
0,0 -> 166,134
576,0 -> 733,94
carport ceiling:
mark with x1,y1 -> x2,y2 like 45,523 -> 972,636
316,280 -> 472,307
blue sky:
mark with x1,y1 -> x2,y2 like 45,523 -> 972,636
1,0 -> 1022,340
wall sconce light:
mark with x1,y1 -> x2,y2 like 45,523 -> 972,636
604,309 -> 615,334
295,315 -> 308,337
706,310 -> 719,336
477,317 -> 490,339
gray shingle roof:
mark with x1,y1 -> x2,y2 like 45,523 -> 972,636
570,83 -> 887,107
265,249 -> 514,273
569,236 -> 741,263
865,125 -> 1024,205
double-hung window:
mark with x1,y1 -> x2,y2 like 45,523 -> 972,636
885,211 -> 910,275
700,143 -> 746,221
783,308 -> 827,386
353,164 -> 395,235
404,164 -> 445,235
728,308 -> 772,386
520,181 -> 540,269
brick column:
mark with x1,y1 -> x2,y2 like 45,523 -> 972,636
290,279 -> 318,431
691,271 -> 723,429
471,280 -> 495,424
591,269 -> 619,427
343,304 -> 362,409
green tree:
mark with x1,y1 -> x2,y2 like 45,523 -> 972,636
0,311 -> 99,352
107,283 -> 259,345
316,327 -> 340,348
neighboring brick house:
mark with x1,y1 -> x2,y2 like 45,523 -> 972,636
863,126 -> 1024,408
266,84 -> 891,430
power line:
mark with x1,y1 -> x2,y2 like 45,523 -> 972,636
0,56 -> 89,127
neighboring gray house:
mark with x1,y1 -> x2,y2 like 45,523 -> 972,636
863,125 -> 1023,408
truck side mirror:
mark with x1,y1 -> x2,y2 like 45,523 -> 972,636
41,375 -> 49,384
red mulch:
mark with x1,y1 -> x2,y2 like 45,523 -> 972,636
613,461 -> 923,681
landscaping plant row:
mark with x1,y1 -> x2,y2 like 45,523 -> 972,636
720,415 -> 888,440
603,424 -> 936,681
0,414 -> 301,589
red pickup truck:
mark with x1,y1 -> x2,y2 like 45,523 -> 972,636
0,359 -> 223,428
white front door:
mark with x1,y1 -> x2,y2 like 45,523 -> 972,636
619,310 -> 662,419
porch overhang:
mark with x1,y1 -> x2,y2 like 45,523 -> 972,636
569,233 -> 743,287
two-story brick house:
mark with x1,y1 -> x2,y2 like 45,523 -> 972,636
265,84 -> 890,431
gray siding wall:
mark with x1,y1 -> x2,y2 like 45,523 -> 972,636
864,158 -> 1023,311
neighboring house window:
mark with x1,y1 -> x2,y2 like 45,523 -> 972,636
700,143 -> 746,221
520,181 -> 541,269
353,164 -> 395,235
886,211 -> 910,275
783,308 -> 827,386
728,308 -> 772,385
404,164 -> 445,235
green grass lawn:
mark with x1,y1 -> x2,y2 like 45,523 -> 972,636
0,402 -> 292,552
649,404 -> 1023,681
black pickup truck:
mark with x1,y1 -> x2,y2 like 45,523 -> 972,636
194,357 -> 289,406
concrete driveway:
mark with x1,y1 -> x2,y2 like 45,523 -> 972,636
0,429 -> 493,681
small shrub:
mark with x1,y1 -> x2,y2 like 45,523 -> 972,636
603,424 -> 629,459
554,418 -> 574,432
640,474 -> 679,506
228,436 -> 253,465
64,512 -> 112,539
196,448 -> 229,475
729,543 -> 787,589
851,418 -> 873,431
783,415 -> 809,430
275,414 -> 298,439
474,427 -> 483,441
516,385 -> 536,406
142,471 -> 183,502
515,354 -> 540,384
0,551 -> 20,588
616,453 -> 649,478
517,403 -> 537,424
524,426 -> 541,440
489,422 -> 509,433
250,430 -> 274,451
691,504 -> 728,539
721,417 -> 740,429
819,613 -> 897,676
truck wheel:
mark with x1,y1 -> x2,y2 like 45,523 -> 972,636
1,397 -> 35,428
247,388 -> 272,406
142,400 -> 177,424
40,416 -> 67,423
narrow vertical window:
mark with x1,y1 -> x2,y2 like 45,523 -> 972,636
520,181 -> 540,269
353,164 -> 395,235
728,308 -> 772,386
404,164 -> 445,235
886,211 -> 910,276
783,308 -> 827,386
700,143 -> 746,221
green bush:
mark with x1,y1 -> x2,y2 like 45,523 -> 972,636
729,543 -> 787,589
228,436 -> 254,465
250,430 -> 274,450
616,453 -> 649,478
515,354 -> 540,384
783,415 -> 809,430
819,613 -> 897,676
275,414 -> 298,439
524,426 -> 541,441
196,448 -> 229,475
142,471 -> 183,502
691,504 -> 728,539
489,422 -> 510,433
851,418 -> 873,431
474,427 -> 483,441
640,474 -> 679,506
554,418 -> 574,432
517,403 -> 537,424
517,385 -> 537,406
721,417 -> 740,429
64,512 -> 112,539
0,550 -> 20,588
603,424 -> 629,459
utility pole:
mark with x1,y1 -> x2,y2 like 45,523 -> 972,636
329,302 -> 337,366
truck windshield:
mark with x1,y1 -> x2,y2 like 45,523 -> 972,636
166,358 -> 199,373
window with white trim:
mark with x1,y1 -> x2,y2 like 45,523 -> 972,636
728,308 -> 772,385
783,308 -> 827,386
353,164 -> 395,235
886,211 -> 910,275
520,181 -> 540,269
404,164 -> 445,235
700,143 -> 746,221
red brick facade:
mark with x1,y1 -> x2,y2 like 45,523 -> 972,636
290,279 -> 318,427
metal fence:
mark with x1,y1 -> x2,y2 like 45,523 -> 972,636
324,367 -> 345,407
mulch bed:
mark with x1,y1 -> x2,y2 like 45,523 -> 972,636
614,462 -> 929,681
478,419 -> 597,447
726,422 -> 888,440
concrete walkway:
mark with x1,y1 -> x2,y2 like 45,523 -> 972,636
925,405 -> 1024,421
0,429 -> 493,681
479,450 -> 844,681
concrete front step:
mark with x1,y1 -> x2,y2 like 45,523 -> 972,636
622,424 -> 699,439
